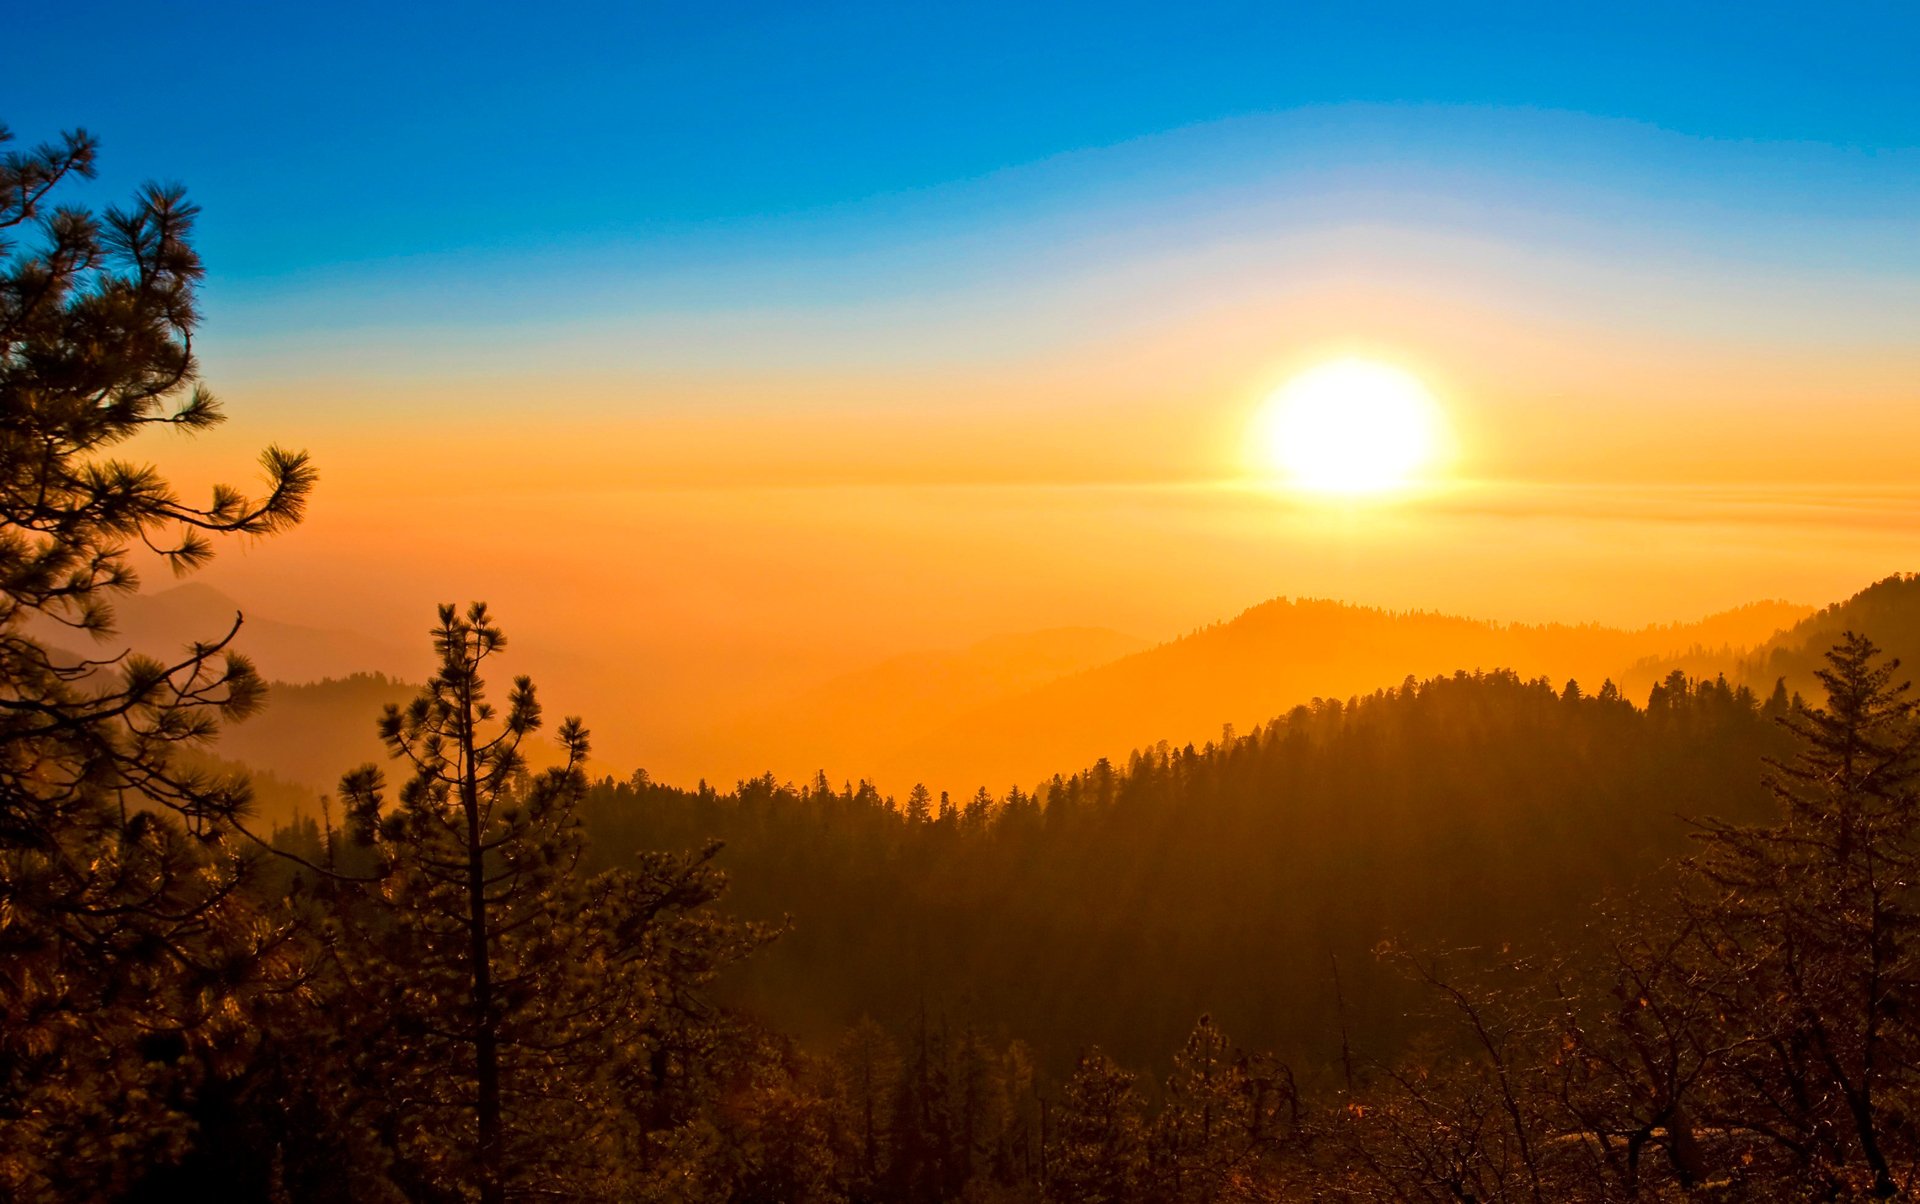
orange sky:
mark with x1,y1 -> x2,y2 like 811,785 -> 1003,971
140,110 -> 1920,785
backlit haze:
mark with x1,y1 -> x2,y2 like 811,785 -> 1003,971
15,2 -> 1920,789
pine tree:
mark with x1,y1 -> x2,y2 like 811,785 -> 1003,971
1049,1047 -> 1145,1203
322,604 -> 761,1201
0,123 -> 314,1197
1151,1017 -> 1243,1202
1150,1016 -> 1298,1203
963,787 -> 993,830
905,783 -> 933,826
1691,632 -> 1920,1196
834,1017 -> 901,1191
712,1030 -> 843,1204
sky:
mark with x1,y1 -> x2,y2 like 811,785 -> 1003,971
9,2 -> 1920,781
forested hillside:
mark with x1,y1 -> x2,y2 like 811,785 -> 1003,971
580,667 -> 1792,1074
1736,573 -> 1920,694
886,596 -> 1808,792
33,582 -> 418,685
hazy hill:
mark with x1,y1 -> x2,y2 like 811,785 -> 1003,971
172,747 -> 340,835
215,673 -> 419,795
77,582 -> 419,685
1732,573 -> 1920,694
700,626 -> 1147,785
888,595 -> 1810,794
90,581 -> 1811,804
216,671 -> 589,808
28,585 -> 422,809
189,588 -> 1813,805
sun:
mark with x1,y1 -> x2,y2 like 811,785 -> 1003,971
1250,358 -> 1445,495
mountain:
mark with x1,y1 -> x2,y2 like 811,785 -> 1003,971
217,669 -> 594,811
26,583 -> 421,811
90,582 -> 418,685
697,626 -> 1148,786
185,585 -> 1821,807
1622,575 -> 1920,705
591,577 -> 1894,1076
888,596 -> 1811,794
214,673 -> 419,796
1729,573 -> 1920,694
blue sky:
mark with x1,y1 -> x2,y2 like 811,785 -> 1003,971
7,3 -> 1916,452
10,1 -> 1918,280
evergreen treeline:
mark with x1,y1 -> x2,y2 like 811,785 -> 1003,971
581,666 -> 1791,1073
797,594 -> 1811,797
1738,574 -> 1920,697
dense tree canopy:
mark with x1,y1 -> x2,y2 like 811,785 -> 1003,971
580,667 -> 1791,1073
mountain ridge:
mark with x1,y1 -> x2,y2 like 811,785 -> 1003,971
884,593 -> 1814,793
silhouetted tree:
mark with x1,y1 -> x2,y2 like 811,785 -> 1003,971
905,783 -> 933,826
712,1029 -> 845,1204
322,604 -> 761,1201
1534,908 -> 1727,1196
1689,631 -> 1920,1196
1049,1048 -> 1145,1202
835,1017 -> 902,1192
0,122 -> 313,1197
1150,1015 -> 1297,1202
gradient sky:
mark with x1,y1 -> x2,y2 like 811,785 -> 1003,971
10,3 -> 1920,780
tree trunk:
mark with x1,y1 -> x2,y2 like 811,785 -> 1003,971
462,678 -> 505,1204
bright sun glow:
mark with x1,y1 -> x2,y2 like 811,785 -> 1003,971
1252,358 -> 1444,495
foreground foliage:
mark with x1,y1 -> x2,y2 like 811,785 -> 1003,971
0,123 -> 312,1197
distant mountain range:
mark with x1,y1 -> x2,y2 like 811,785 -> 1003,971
874,595 -> 1814,793
28,583 -> 421,828
682,597 -> 1834,794
106,574 -> 1920,822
